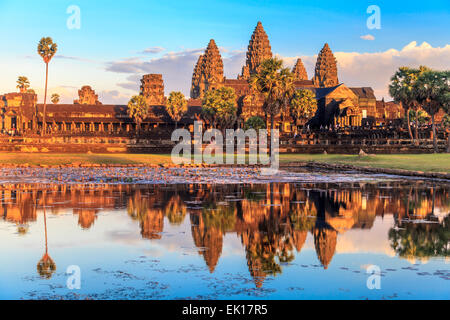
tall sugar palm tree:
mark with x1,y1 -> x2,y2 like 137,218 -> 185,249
250,58 -> 294,136
16,76 -> 30,93
37,37 -> 58,136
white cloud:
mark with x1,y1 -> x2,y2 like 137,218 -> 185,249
98,90 -> 131,105
141,47 -> 165,54
360,34 -> 375,41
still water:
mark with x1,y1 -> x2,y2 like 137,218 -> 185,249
0,180 -> 449,300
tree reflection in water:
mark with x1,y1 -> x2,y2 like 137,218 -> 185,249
36,192 -> 56,279
1,181 -> 448,287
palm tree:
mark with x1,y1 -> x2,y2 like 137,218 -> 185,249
51,93 -> 60,104
414,70 -> 450,153
250,58 -> 294,136
127,95 -> 149,134
389,66 -> 429,144
37,37 -> 58,136
16,76 -> 30,93
166,91 -> 188,129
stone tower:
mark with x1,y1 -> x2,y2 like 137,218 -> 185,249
292,58 -> 308,81
313,43 -> 339,88
140,74 -> 165,105
239,21 -> 273,80
190,55 -> 205,99
190,39 -> 224,99
74,86 -> 102,105
314,226 -> 337,270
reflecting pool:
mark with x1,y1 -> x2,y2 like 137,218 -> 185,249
0,180 -> 449,300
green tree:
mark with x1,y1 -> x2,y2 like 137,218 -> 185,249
407,109 -> 429,126
290,89 -> 318,132
37,37 -> 58,136
389,66 -> 429,143
16,76 -> 30,93
244,116 -> 266,131
201,86 -> 237,131
127,95 -> 149,134
414,70 -> 450,153
250,58 -> 294,135
166,91 -> 188,129
51,93 -> 60,104
389,215 -> 449,261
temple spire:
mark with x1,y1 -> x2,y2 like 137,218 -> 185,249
292,58 -> 308,81
190,39 -> 224,99
313,43 -> 339,87
238,21 -> 273,80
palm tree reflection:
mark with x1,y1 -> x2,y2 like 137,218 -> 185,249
36,197 -> 56,279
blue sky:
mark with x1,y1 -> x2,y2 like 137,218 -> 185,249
0,0 -> 449,102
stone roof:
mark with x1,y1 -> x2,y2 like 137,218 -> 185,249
310,84 -> 343,100
294,80 -> 315,88
350,87 -> 376,100
35,104 -> 202,124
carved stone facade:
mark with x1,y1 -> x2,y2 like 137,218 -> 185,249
190,39 -> 224,99
313,43 -> 339,88
238,21 -> 273,80
140,74 -> 165,105
0,92 -> 37,132
311,84 -> 363,127
292,58 -> 308,81
74,86 -> 102,105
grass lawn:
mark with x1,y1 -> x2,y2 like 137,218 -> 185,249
280,154 -> 450,173
0,153 -> 449,173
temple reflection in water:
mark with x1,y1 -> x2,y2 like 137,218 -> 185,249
1,182 -> 449,287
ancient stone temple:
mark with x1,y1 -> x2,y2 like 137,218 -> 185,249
140,74 -> 165,105
74,86 -> 102,105
238,21 -> 273,80
313,43 -> 339,88
292,58 -> 308,81
190,39 -> 224,99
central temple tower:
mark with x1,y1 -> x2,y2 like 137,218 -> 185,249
238,22 -> 273,80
